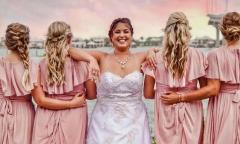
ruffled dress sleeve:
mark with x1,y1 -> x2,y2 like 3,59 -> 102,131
141,62 -> 155,78
206,48 -> 240,83
0,57 -> 38,96
154,48 -> 208,87
39,57 -> 90,94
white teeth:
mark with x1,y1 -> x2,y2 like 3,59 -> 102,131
119,39 -> 126,43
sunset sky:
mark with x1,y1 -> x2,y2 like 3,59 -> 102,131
0,0 -> 239,40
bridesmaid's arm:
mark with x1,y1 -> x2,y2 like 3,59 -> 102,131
68,48 -> 107,64
31,72 -> 86,110
198,76 -> 208,88
144,75 -> 155,99
84,80 -> 97,100
161,78 -> 220,104
180,78 -> 220,102
68,48 -> 96,62
68,48 -> 101,77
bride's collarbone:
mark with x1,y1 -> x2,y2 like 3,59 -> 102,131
103,58 -> 140,68
100,55 -> 141,76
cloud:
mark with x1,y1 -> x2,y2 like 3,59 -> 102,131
0,0 -> 239,39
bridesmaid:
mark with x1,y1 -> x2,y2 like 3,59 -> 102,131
203,11 -> 240,144
159,12 -> 240,144
31,21 -> 96,144
0,23 -> 36,144
143,12 -> 208,144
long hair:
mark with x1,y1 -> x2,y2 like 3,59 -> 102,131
45,21 -> 72,86
162,12 -> 191,78
5,23 -> 31,90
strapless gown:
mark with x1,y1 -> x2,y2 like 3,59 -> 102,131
87,71 -> 151,144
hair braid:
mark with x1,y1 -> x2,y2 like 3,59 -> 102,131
5,23 -> 31,90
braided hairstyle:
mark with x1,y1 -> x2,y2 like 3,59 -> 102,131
5,23 -> 31,90
162,12 -> 191,78
45,21 -> 72,86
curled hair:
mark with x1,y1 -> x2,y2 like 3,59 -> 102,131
108,18 -> 134,41
162,12 -> 191,78
5,23 -> 31,90
45,21 -> 72,86
219,12 -> 240,42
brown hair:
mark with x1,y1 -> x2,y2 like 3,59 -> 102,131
219,12 -> 240,42
5,23 -> 31,90
108,18 -> 133,42
162,12 -> 191,78
45,21 -> 72,86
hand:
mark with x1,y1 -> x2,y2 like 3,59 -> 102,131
89,58 -> 100,81
160,91 -> 180,105
146,48 -> 159,69
70,93 -> 86,108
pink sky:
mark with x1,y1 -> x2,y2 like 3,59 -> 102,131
0,0 -> 239,40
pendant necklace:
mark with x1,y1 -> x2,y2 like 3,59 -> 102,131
113,52 -> 131,69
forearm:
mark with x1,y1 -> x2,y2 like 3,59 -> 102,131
180,78 -> 220,102
69,48 -> 95,62
182,85 -> 219,102
144,75 -> 155,99
144,91 -> 155,99
144,83 -> 155,99
35,96 -> 72,110
69,48 -> 106,63
85,80 -> 97,100
32,86 -> 73,110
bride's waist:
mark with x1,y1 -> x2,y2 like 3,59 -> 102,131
97,92 -> 141,97
97,95 -> 143,104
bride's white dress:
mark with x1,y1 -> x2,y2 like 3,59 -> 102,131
87,71 -> 151,144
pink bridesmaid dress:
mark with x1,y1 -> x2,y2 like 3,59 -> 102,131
204,47 -> 240,144
0,57 -> 37,144
32,57 -> 90,144
143,48 -> 207,144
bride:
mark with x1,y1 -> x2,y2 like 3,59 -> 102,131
69,18 -> 152,144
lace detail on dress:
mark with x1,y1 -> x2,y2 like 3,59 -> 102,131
87,71 -> 151,144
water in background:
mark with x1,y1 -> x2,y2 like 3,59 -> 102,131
0,47 -> 213,136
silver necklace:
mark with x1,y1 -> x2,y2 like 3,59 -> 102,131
113,52 -> 131,69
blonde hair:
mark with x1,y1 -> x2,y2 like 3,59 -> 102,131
219,12 -> 240,43
5,23 -> 31,90
45,21 -> 72,86
162,12 -> 191,78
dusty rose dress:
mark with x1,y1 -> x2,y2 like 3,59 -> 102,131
0,57 -> 37,144
204,47 -> 240,144
32,57 -> 90,144
143,48 -> 207,144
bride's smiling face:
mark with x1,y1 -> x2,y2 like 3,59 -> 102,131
108,18 -> 134,52
110,22 -> 133,51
